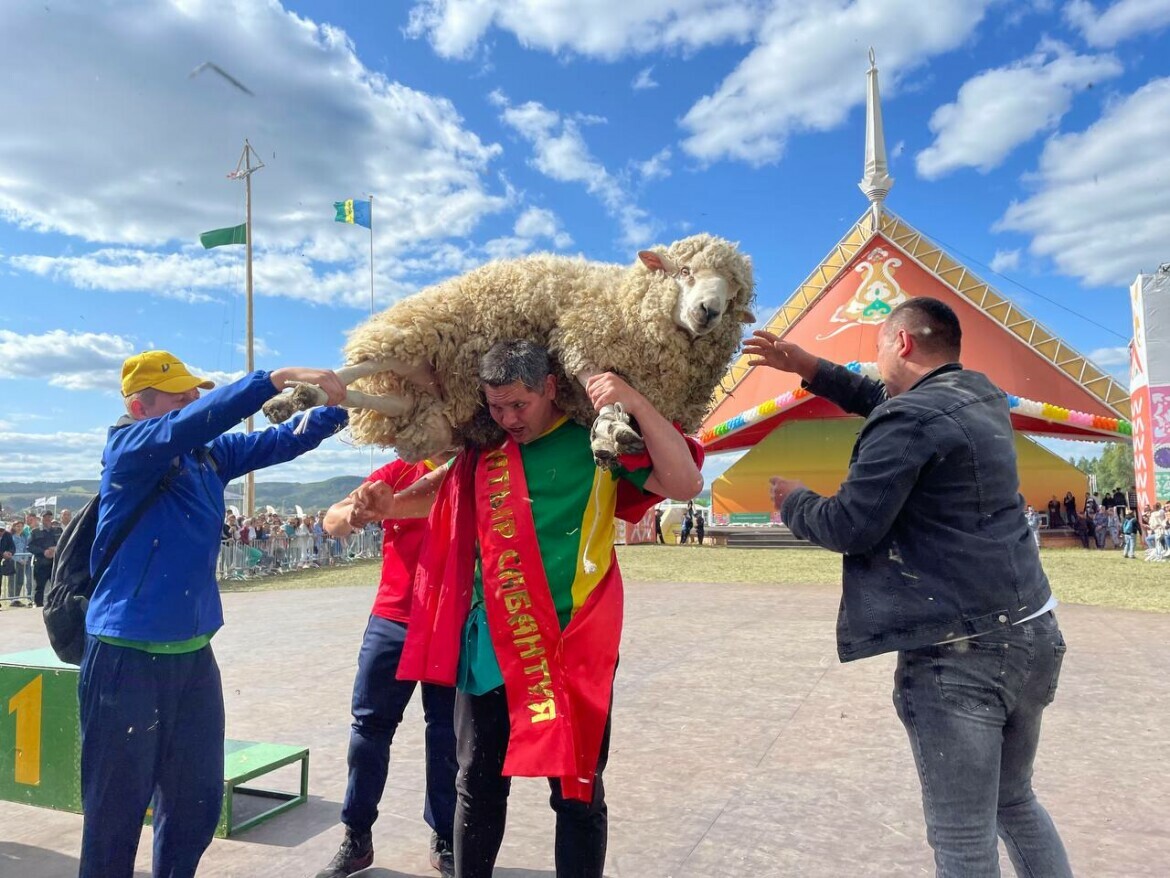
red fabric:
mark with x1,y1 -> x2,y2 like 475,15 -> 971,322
613,429 -> 705,524
476,442 -> 622,802
398,453 -> 478,685
368,460 -> 434,623
398,424 -> 705,685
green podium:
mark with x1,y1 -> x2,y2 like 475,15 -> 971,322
0,648 -> 308,836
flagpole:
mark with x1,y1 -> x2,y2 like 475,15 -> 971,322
230,139 -> 264,518
244,141 -> 256,519
368,195 -> 375,314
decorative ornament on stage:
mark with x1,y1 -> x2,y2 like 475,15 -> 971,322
263,235 -> 755,466
816,246 -> 909,341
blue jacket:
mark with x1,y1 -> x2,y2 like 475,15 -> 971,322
86,371 -> 348,641
782,361 -> 1052,662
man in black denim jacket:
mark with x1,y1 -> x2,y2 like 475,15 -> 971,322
743,297 -> 1072,877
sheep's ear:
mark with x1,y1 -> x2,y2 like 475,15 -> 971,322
738,307 -> 757,324
639,250 -> 678,275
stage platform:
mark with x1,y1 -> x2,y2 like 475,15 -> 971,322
1,577 -> 1166,877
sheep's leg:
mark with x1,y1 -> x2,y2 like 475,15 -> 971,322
262,383 -> 414,424
261,357 -> 437,424
574,368 -> 645,469
336,358 -> 441,396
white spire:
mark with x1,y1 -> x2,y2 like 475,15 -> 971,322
859,48 -> 894,228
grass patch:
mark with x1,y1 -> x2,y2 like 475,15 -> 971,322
219,546 -> 1169,614
614,545 -> 1170,613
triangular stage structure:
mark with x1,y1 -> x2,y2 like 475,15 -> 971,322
700,50 -> 1132,518
702,207 -> 1131,515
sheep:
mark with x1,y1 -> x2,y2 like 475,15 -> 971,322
264,234 -> 755,465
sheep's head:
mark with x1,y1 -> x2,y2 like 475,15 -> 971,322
639,234 -> 755,337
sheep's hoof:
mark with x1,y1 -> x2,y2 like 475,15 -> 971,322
262,393 -> 300,424
590,404 -> 644,470
262,383 -> 329,424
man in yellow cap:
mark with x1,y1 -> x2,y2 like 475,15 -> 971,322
78,350 -> 348,878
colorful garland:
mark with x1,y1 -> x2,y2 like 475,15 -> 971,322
700,361 -> 1132,445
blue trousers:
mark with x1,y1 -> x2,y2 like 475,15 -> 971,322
341,615 -> 457,841
78,636 -> 224,878
893,612 -> 1071,877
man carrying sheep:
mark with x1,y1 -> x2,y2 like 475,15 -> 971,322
344,340 -> 703,878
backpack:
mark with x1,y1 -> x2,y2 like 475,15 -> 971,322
43,458 -> 183,665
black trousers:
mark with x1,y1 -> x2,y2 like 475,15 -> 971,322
454,685 -> 610,878
33,562 -> 52,606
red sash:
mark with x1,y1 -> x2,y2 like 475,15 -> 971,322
476,441 -> 622,802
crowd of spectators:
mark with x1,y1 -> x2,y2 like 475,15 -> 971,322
1029,486 -> 1169,561
1,502 -> 387,603
1,508 -> 67,608
216,508 -> 383,580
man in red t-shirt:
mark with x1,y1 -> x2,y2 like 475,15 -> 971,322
316,459 -> 455,878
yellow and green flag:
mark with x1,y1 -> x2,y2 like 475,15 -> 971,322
334,199 -> 371,229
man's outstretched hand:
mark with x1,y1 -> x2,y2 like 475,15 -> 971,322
742,331 -> 819,382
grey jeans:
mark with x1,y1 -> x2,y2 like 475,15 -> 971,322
893,611 -> 1072,877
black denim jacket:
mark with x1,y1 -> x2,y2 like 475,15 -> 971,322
782,360 -> 1052,662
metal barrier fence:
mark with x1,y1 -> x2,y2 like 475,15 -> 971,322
0,554 -> 35,607
216,528 -> 384,582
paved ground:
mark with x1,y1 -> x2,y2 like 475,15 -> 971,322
1,575 -> 1167,877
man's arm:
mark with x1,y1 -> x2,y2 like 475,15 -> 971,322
109,369 -> 346,479
212,405 -> 349,482
339,461 -> 452,530
780,407 -> 929,555
742,331 -> 887,417
585,373 -> 702,500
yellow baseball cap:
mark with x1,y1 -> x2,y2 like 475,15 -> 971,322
121,350 -> 215,397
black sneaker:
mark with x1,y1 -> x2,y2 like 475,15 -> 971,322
429,832 -> 455,878
314,828 -> 373,878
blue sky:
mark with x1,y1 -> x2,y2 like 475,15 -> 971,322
2,0 -> 1168,486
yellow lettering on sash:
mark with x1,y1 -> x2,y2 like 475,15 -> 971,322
498,550 -> 520,570
514,634 -> 545,660
504,590 -> 532,613
529,699 -> 557,723
493,519 -> 516,538
489,490 -> 510,510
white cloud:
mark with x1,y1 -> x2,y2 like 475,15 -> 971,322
7,247 -> 419,310
1064,0 -> 1170,48
990,248 -> 1022,273
0,428 -> 111,481
1088,345 -> 1130,367
634,147 -> 673,182
512,207 -> 573,248
632,66 -> 659,90
916,42 -> 1121,179
0,330 -> 136,391
491,90 -> 657,246
680,0 -> 994,165
996,77 -> 1170,287
0,328 -> 247,395
0,0 -> 508,304
405,0 -> 761,60
237,337 -> 280,358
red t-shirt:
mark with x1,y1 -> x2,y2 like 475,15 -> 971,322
369,459 -> 435,623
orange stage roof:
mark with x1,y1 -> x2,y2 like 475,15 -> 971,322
702,211 -> 1129,453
